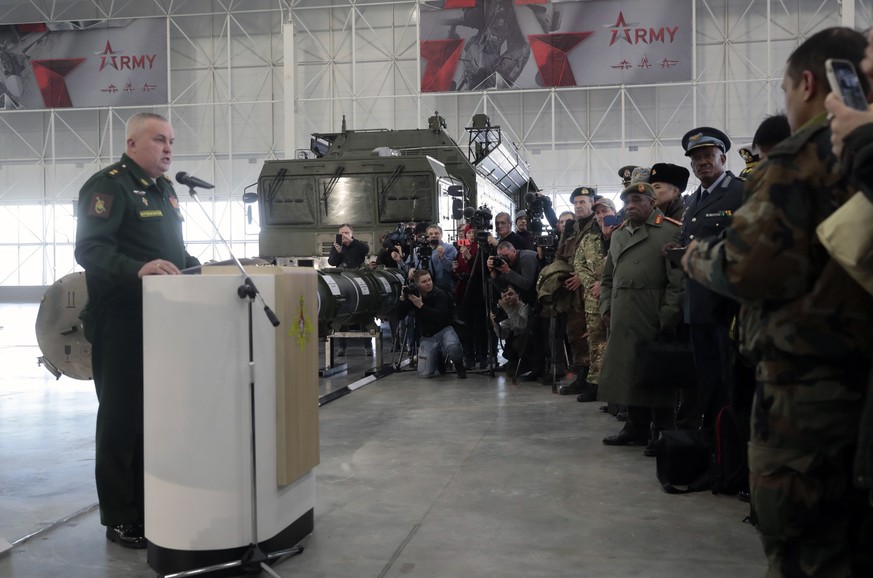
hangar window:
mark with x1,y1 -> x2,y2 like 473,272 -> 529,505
319,176 -> 374,225
262,176 -> 317,226
378,174 -> 434,223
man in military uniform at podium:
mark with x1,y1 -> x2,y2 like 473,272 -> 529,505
75,112 -> 200,548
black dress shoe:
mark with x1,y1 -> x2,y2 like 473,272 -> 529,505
602,426 -> 648,446
106,524 -> 146,549
456,365 -> 467,379
576,383 -> 598,402
737,490 -> 751,503
642,441 -> 659,457
558,379 -> 585,395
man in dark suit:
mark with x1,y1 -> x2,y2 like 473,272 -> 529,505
678,126 -> 744,428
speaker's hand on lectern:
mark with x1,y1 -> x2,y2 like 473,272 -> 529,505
138,259 -> 182,278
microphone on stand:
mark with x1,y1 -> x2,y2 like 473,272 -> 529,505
176,171 -> 215,190
178,169 -> 280,327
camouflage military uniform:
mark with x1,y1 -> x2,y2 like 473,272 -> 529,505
554,216 -> 596,365
685,112 -> 873,577
573,228 -> 607,384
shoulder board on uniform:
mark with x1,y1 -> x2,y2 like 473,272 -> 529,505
616,220 -> 629,230
103,164 -> 128,178
159,174 -> 173,185
661,215 -> 682,226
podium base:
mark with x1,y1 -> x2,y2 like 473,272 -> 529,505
147,509 -> 313,576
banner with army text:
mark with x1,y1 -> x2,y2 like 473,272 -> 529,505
0,20 -> 167,110
420,0 -> 692,92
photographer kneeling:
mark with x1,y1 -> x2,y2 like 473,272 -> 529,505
491,284 -> 543,378
398,269 -> 466,379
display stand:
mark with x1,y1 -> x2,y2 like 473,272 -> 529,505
142,267 -> 319,576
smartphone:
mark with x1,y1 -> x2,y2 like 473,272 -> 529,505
825,58 -> 869,111
335,233 -> 343,245
603,215 -> 622,227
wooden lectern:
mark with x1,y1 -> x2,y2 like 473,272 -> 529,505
141,267 -> 319,575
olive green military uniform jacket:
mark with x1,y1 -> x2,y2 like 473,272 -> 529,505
75,153 -> 200,315
685,112 -> 873,365
598,209 -> 683,407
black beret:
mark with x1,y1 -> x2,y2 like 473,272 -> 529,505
569,186 -> 597,202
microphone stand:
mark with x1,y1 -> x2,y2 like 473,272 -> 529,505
164,186 -> 301,578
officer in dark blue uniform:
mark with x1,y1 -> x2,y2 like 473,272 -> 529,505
678,127 -> 744,428
75,112 -> 200,549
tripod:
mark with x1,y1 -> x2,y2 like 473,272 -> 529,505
460,238 -> 499,377
163,186 -> 304,578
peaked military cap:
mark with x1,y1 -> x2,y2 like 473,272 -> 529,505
737,143 -> 760,165
617,165 -> 639,186
569,186 -> 597,202
592,197 -> 616,212
681,126 -> 731,156
619,181 -> 656,201
648,163 -> 690,191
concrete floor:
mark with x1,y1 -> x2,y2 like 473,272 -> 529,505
0,302 -> 767,577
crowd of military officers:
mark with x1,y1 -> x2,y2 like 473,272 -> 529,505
367,27 -> 873,577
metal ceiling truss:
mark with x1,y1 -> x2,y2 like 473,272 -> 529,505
0,0 -> 869,286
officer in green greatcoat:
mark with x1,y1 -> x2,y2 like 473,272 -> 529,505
599,182 -> 683,447
75,112 -> 200,548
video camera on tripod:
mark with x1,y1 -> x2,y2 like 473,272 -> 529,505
383,222 -> 415,250
463,205 -> 494,246
524,192 -> 557,249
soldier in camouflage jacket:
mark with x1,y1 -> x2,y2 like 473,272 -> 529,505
573,197 -> 618,399
683,28 -> 873,578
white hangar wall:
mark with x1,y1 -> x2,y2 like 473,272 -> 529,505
0,0 -> 869,285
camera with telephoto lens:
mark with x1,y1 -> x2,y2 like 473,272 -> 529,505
492,301 -> 508,323
401,283 -> 420,298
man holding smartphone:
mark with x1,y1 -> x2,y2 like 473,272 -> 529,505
683,27 -> 873,577
328,223 -> 372,356
328,223 -> 369,269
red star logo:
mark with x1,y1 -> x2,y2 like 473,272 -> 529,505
31,59 -> 85,108
97,40 -> 122,71
607,11 -> 639,46
420,39 -> 465,92
528,32 -> 592,87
